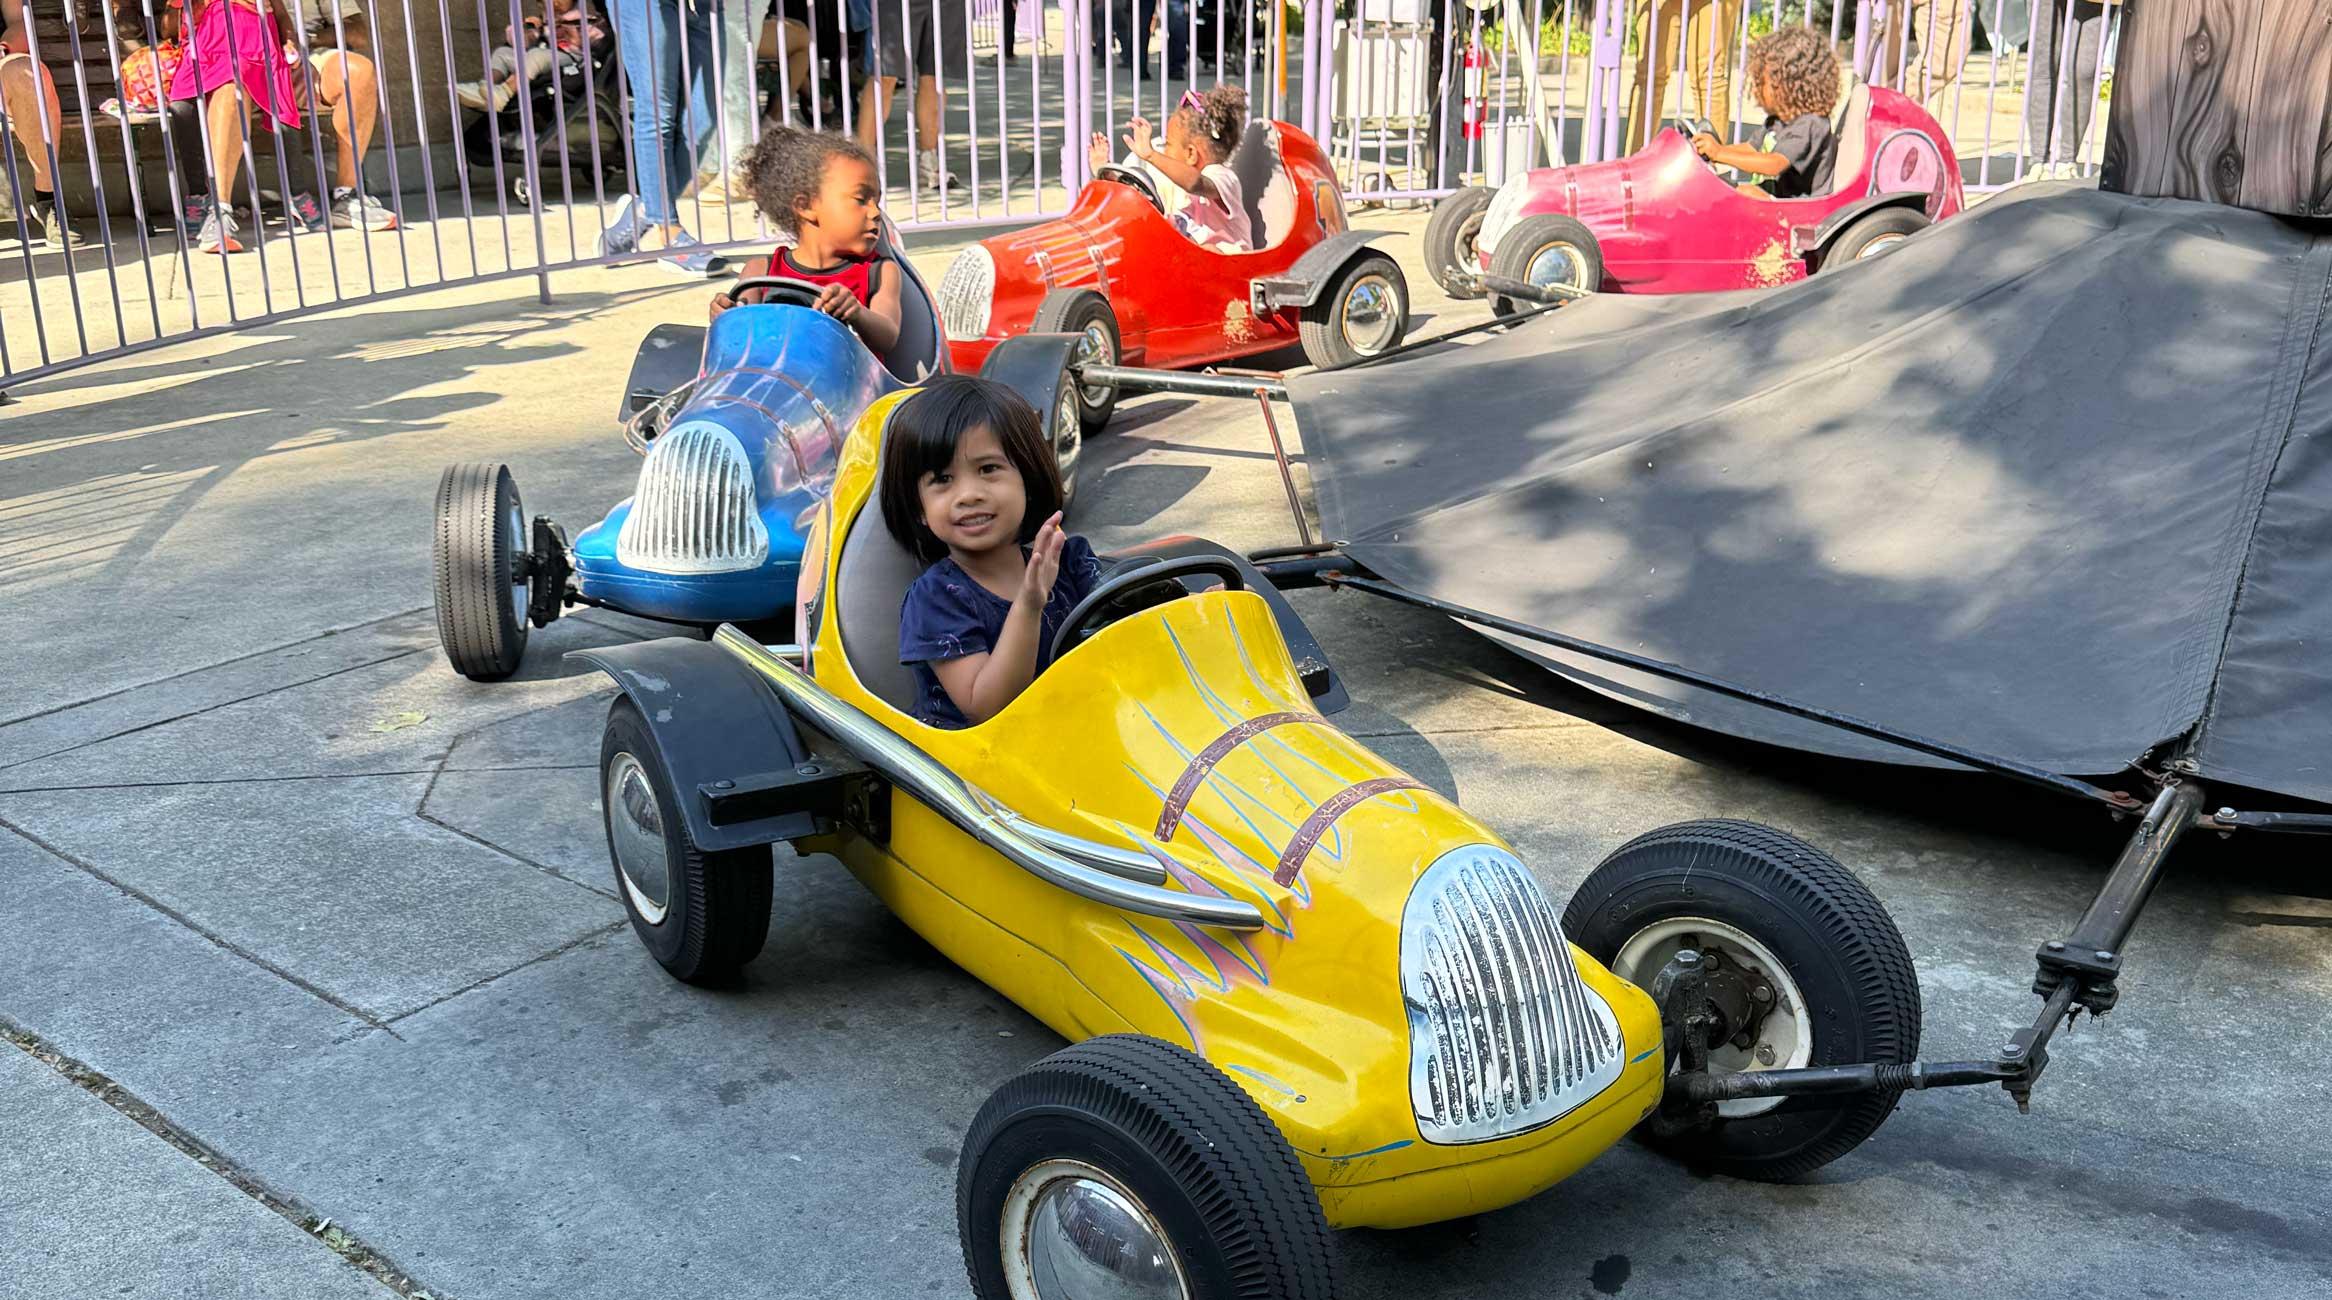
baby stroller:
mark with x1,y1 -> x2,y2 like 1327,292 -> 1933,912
458,4 -> 628,206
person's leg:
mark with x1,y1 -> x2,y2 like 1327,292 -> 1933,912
205,83 -> 247,203
2060,2 -> 2104,171
612,0 -> 682,228
857,75 -> 895,152
1624,0 -> 1681,155
786,19 -> 812,96
2022,0 -> 2062,168
310,50 -> 378,193
1001,0 -> 1016,57
705,0 -> 758,182
1913,0 -> 1970,110
0,52 -> 60,193
1685,0 -> 1737,141
167,97 -> 212,201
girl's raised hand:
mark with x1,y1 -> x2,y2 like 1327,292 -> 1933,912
1088,131 -> 1111,172
1018,512 -> 1066,606
1123,116 -> 1153,156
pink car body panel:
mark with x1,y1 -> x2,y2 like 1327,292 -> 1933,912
1480,85 -> 1967,294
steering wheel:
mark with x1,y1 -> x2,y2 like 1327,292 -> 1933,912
1676,117 -> 1725,170
1094,163 -> 1164,214
727,277 -> 826,309
1045,554 -> 1248,667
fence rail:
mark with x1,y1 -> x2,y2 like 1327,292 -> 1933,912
1,0 -> 2121,395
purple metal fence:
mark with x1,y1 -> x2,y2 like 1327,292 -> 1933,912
2,0 -> 2119,395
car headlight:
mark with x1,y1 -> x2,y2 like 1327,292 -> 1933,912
1477,174 -> 1531,262
939,245 -> 995,342
1401,843 -> 1625,1145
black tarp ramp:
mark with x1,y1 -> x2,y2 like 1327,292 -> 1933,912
1293,187 -> 2332,806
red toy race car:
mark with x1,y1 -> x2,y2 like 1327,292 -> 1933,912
1426,78 -> 1965,310
935,120 -> 1410,432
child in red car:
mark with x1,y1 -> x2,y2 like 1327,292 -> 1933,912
710,127 -> 904,354
1690,25 -> 1840,199
1086,83 -> 1253,252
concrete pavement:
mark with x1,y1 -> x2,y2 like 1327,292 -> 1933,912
2,211 -> 2327,1300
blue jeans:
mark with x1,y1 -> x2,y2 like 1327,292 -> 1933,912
612,0 -> 718,225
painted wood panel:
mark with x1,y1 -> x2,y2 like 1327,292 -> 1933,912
2101,0 -> 2332,216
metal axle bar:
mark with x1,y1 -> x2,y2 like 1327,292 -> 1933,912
1078,364 -> 1288,401
1673,1059 -> 2017,1104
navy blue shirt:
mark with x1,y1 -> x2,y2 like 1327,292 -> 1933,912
898,536 -> 1104,729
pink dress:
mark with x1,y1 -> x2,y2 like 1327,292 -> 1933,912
166,0 -> 302,129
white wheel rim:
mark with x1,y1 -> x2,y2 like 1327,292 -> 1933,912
1340,273 -> 1402,355
506,498 -> 529,629
604,752 -> 671,924
1526,241 -> 1591,291
1074,320 -> 1116,408
999,1159 -> 1188,1300
1053,382 -> 1083,492
1612,916 -> 1814,1119
1855,233 -> 1910,260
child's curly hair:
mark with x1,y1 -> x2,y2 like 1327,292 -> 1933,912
1170,84 -> 1248,164
742,126 -> 876,236
1745,25 -> 1839,122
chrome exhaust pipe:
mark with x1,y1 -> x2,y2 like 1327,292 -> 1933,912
713,626 -> 1268,933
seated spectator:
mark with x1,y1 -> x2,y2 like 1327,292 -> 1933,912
455,1 -> 602,115
163,0 -> 395,253
0,0 -> 87,248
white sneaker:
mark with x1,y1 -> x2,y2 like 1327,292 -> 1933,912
915,148 -> 955,190
195,200 -> 242,253
456,79 -> 515,113
332,187 -> 398,231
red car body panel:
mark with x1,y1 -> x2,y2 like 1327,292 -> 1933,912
1478,84 -> 1966,294
945,122 -> 1350,373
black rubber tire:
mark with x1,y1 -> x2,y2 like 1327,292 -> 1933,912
958,1035 -> 1337,1299
1488,212 -> 1603,317
1819,206 -> 1930,270
599,696 -> 773,985
1561,819 -> 1921,1182
1298,252 -> 1409,370
431,462 -> 529,681
1045,359 -> 1082,510
1031,287 -> 1120,435
1422,184 -> 1494,298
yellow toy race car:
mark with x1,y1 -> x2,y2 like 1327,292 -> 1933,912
574,385 -> 1936,1298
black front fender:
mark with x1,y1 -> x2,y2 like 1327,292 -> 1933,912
1792,191 -> 1929,258
1250,230 -> 1395,312
569,636 -> 824,851
977,331 -> 1085,411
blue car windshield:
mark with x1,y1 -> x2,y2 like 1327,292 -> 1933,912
675,306 -> 898,499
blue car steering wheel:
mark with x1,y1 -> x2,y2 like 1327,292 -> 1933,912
727,277 -> 826,309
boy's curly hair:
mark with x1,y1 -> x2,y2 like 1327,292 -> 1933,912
1170,84 -> 1248,164
1745,25 -> 1838,122
742,127 -> 875,236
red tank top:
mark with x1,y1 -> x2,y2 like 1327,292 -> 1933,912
741,250 -> 878,306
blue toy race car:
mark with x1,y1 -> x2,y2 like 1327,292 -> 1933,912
429,239 -> 1086,681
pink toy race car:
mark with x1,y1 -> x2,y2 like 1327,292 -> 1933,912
1426,79 -> 1965,311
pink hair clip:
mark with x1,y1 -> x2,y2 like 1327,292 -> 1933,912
1178,88 -> 1203,112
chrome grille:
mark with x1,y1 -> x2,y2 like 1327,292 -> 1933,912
1402,844 -> 1624,1145
939,246 -> 995,342
615,422 -> 770,575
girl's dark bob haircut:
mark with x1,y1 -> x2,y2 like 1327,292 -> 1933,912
878,375 -> 1063,560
